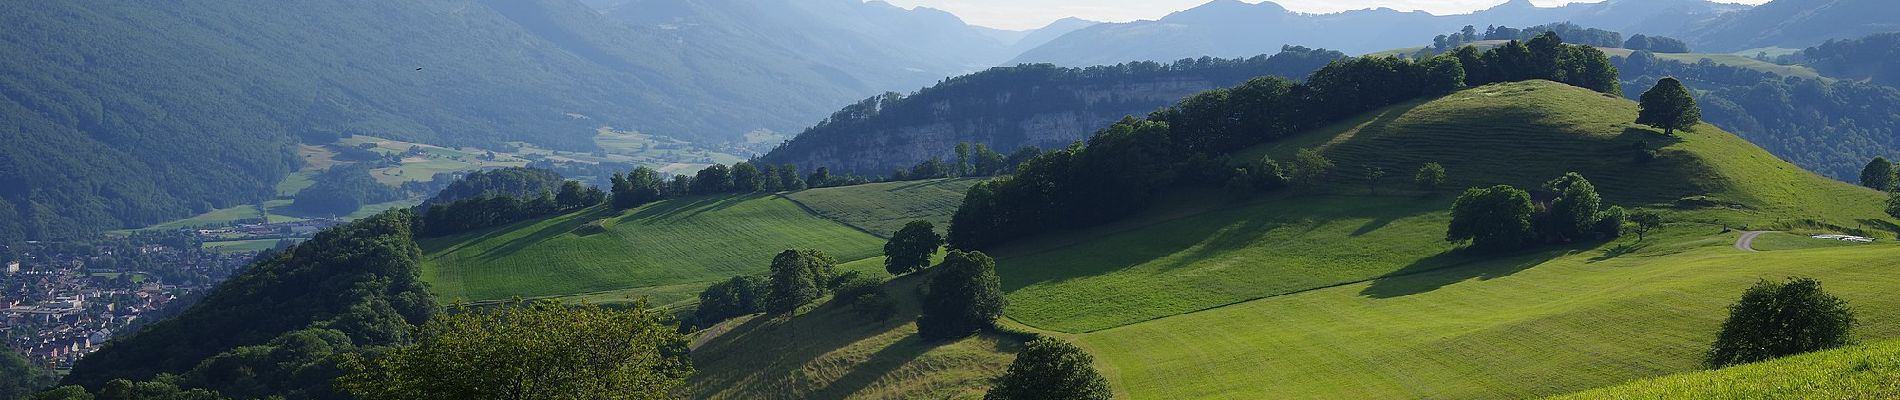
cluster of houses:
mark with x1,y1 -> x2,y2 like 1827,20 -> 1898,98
3,238 -> 249,369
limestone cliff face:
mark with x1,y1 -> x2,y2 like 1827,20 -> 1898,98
760,52 -> 1343,176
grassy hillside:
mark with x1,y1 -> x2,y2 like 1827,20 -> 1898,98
685,260 -> 1021,399
1550,337 -> 1900,399
420,195 -> 884,306
786,178 -> 981,237
1004,80 -> 1887,333
964,81 -> 1900,397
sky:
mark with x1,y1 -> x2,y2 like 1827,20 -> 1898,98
881,0 -> 1773,30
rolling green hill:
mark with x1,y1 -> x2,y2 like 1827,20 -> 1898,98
968,80 -> 1900,398
784,178 -> 982,237
419,178 -> 977,308
1549,337 -> 1900,399
420,195 -> 884,307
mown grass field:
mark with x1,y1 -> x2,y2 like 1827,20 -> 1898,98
420,195 -> 885,303
686,266 -> 1020,400
1005,81 -> 1888,333
973,81 -> 1900,397
1551,337 -> 1900,399
128,203 -> 265,232
1067,228 -> 1900,399
201,239 -> 283,253
785,178 -> 981,237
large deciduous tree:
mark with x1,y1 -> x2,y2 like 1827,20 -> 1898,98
984,338 -> 1112,400
1705,278 -> 1854,368
917,250 -> 1006,340
766,249 -> 838,313
1859,157 -> 1895,191
884,221 -> 944,276
1637,77 -> 1701,135
1446,185 -> 1536,251
1544,173 -> 1603,241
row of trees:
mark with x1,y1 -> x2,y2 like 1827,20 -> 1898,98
414,180 -> 603,237
608,162 -> 876,210
1445,173 -> 1660,252
950,33 -> 1620,249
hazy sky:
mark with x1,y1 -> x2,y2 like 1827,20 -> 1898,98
882,0 -> 1772,30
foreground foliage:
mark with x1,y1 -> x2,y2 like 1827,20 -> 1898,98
339,300 -> 692,400
1554,337 -> 1900,399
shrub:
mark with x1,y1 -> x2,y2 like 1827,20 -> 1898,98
1706,278 -> 1855,368
985,338 -> 1112,400
917,250 -> 1006,340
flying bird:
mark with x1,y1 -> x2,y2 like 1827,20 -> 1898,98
415,67 -> 424,71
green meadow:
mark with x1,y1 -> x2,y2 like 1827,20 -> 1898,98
420,195 -> 885,304
1552,337 -> 1900,399
784,178 -> 981,237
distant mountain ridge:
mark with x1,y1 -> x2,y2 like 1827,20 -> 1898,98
1011,0 -> 1753,65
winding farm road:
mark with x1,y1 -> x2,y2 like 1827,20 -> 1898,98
1734,231 -> 1769,252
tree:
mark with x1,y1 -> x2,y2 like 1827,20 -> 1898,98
1250,156 -> 1289,191
1595,205 -> 1628,238
955,143 -> 971,177
917,250 -> 1006,340
984,338 -> 1112,400
1289,148 -> 1334,187
1886,191 -> 1900,220
1446,185 -> 1536,251
765,249 -> 838,313
884,221 -> 944,276
1859,157 -> 1895,191
339,300 -> 692,400
615,167 -> 665,209
693,164 -> 735,194
1705,278 -> 1855,368
760,165 -> 785,192
778,164 -> 806,191
1637,77 -> 1701,135
1628,210 -> 1662,241
731,161 -> 764,193
807,167 -> 832,189
1362,166 -> 1387,195
1415,163 -> 1447,193
2,349 -> 57,399
1544,172 -> 1603,241
694,275 -> 769,325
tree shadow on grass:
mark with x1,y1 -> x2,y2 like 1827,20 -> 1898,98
472,206 -> 615,261
1588,240 -> 1649,263
1856,219 -> 1900,237
687,272 -> 1007,399
1359,246 -> 1568,299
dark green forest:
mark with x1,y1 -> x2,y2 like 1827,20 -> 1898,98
59,211 -> 436,399
759,47 -> 1349,176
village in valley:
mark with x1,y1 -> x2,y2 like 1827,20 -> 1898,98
0,217 -> 341,370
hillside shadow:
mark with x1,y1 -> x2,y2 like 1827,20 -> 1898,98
472,206 -> 614,261
688,272 -> 994,399
1857,219 -> 1900,237
1359,246 -> 1568,299
1588,241 -> 1648,263
623,195 -> 752,224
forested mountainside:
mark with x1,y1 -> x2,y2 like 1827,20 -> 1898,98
62,211 -> 434,398
760,47 -> 1346,176
0,0 -> 1029,243
1010,0 -> 1745,65
1613,36 -> 1900,181
1680,0 -> 1900,52
1795,32 -> 1900,87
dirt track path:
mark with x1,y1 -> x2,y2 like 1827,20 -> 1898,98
1735,231 -> 1769,252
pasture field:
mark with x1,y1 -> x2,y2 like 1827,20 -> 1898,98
420,195 -> 884,303
784,178 -> 981,237
201,239 -> 283,253
120,203 -> 265,233
685,267 -> 1020,400
1065,231 -> 1900,399
1551,337 -> 1900,399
